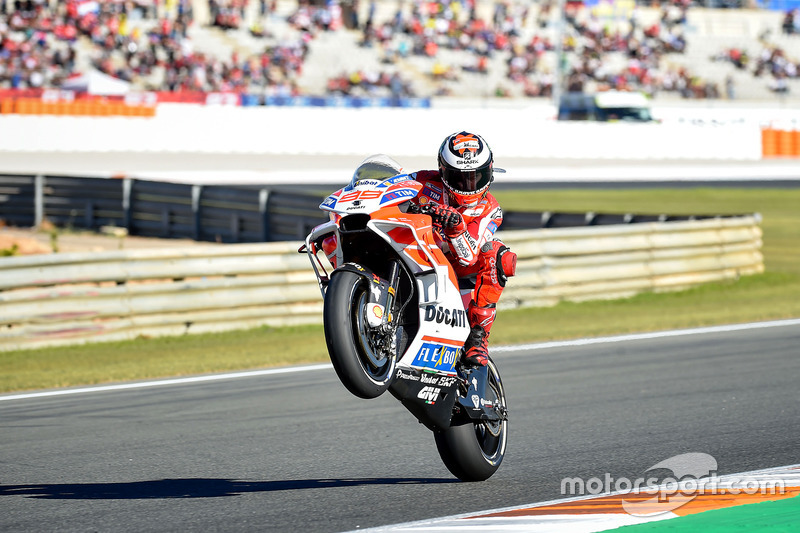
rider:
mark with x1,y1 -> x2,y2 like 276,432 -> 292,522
411,131 -> 516,367
322,135 -> 516,367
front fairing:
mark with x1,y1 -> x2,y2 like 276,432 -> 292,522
320,174 -> 422,215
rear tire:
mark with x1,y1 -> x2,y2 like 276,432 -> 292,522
434,360 -> 507,481
323,270 -> 395,399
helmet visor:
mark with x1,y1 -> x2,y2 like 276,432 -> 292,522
440,165 -> 493,194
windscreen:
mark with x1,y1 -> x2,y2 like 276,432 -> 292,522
349,155 -> 404,188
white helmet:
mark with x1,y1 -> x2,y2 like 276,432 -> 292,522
437,131 -> 494,207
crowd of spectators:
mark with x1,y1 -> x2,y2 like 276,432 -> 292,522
713,40 -> 799,95
753,45 -> 798,93
0,0 -> 192,90
287,0 -> 342,33
325,68 -> 416,97
0,0 -> 793,101
781,8 -> 800,35
209,0 -> 245,30
355,0 -> 555,97
210,0 -> 282,31
537,1 -> 698,98
156,42 -> 308,94
359,1 -> 530,67
88,2 -> 195,85
0,0 -> 313,95
0,1 -> 76,89
713,47 -> 750,70
346,0 -> 714,99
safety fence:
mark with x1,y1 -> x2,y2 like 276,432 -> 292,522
0,174 -> 745,245
0,174 -> 326,243
0,215 -> 763,351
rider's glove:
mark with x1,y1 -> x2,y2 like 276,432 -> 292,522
431,204 -> 466,237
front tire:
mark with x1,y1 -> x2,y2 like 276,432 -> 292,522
434,360 -> 508,481
323,270 -> 395,399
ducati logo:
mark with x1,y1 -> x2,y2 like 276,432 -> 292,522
424,305 -> 467,328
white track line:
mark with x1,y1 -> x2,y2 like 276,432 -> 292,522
492,318 -> 800,354
0,363 -> 332,402
2,318 -> 798,402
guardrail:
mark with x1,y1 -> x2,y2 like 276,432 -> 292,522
1,174 -> 746,245
497,215 -> 763,307
0,174 -> 327,243
0,216 -> 763,352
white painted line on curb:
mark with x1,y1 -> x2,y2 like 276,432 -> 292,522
353,463 -> 800,532
2,318 -> 798,402
492,318 -> 800,354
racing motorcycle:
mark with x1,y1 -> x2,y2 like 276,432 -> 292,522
299,159 -> 508,482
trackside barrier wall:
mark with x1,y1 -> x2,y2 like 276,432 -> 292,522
0,175 -> 737,243
0,104 -> 767,160
0,216 -> 763,351
0,174 -> 326,243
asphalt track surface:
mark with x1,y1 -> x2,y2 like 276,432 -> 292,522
2,323 -> 799,532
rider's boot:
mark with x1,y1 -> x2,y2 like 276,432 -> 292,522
462,302 -> 496,367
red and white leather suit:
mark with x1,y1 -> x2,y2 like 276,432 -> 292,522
411,170 -> 517,365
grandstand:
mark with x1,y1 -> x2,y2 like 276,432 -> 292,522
0,0 -> 797,101
199,0 -> 800,101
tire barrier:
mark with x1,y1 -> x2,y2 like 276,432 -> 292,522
0,216 -> 763,351
0,175 -> 326,243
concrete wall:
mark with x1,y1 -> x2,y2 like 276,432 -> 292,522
3,101 -> 799,162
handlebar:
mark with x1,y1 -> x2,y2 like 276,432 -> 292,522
407,202 -> 436,216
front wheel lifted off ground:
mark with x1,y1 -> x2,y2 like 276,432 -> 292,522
323,270 -> 395,399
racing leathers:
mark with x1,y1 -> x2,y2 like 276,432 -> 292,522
411,170 -> 517,366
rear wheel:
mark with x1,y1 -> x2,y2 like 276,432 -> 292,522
434,360 -> 508,481
323,270 -> 395,399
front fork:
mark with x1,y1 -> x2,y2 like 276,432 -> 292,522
380,260 -> 401,329
367,260 -> 402,358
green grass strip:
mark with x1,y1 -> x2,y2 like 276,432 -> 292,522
613,493 -> 800,532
